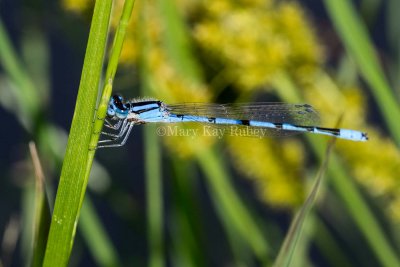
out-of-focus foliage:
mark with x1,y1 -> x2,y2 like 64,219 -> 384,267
115,0 -> 324,207
63,0 -> 92,12
192,0 -> 323,91
62,0 -> 400,213
1,0 -> 400,266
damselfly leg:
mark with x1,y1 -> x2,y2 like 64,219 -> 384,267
99,118 -> 128,145
98,123 -> 134,148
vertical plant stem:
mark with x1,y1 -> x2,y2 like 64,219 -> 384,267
29,142 -> 51,267
169,159 -> 207,267
0,19 -> 40,130
145,125 -> 164,267
42,1 -> 113,266
150,0 -> 271,262
88,0 -> 137,153
138,1 -> 165,266
273,139 -> 336,267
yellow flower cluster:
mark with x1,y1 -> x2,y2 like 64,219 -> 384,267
191,0 -> 325,207
193,0 -> 323,91
227,136 -> 306,207
62,0 -> 400,217
300,70 -> 400,221
338,128 -> 400,221
147,47 -> 215,157
62,0 -> 91,12
61,0 -> 324,208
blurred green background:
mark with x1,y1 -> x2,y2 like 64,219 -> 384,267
1,0 -> 400,266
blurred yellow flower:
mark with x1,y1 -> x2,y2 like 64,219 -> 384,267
62,0 -> 91,12
300,70 -> 400,221
63,0 -> 400,218
63,0 -> 323,208
227,136 -> 305,207
193,0 -> 323,91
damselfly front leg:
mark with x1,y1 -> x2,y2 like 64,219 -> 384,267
98,123 -> 134,148
101,119 -> 128,140
100,119 -> 129,141
104,118 -> 123,130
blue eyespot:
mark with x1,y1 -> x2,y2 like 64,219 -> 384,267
107,103 -> 116,117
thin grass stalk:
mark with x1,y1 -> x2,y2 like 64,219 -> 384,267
324,0 -> 400,145
196,149 -> 271,265
169,159 -> 207,267
29,142 -> 51,267
137,2 -> 165,266
386,0 -> 400,91
155,0 -> 202,82
273,139 -> 335,267
83,0 -> 136,265
0,19 -> 40,130
0,10 -> 120,267
144,125 -> 164,267
42,1 -> 113,265
274,72 -> 400,267
88,0 -> 137,154
150,0 -> 271,263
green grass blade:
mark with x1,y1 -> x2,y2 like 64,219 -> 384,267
0,18 -> 40,130
169,159 -> 208,267
325,151 -> 400,267
21,26 -> 50,100
29,142 -> 51,267
386,0 -> 400,89
150,0 -> 271,262
88,0 -> 136,153
155,0 -> 202,81
1,7 -> 124,266
84,2 -> 137,265
275,72 -> 400,267
42,0 -> 113,265
273,140 -> 335,267
324,0 -> 400,145
196,148 -> 271,265
144,125 -> 164,267
141,26 -> 165,267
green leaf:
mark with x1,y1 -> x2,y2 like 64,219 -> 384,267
42,1 -> 113,265
29,142 -> 51,267
273,139 -> 335,267
324,0 -> 400,145
144,125 -> 164,267
147,0 -> 271,264
0,19 -> 41,130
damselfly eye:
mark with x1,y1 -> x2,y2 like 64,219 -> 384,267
112,94 -> 123,102
112,94 -> 125,110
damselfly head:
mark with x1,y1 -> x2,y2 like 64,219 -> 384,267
107,94 -> 129,119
